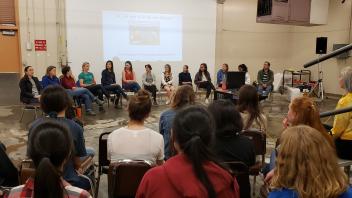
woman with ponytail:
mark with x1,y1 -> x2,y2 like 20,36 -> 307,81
8,121 -> 91,198
136,106 -> 239,198
28,86 -> 93,191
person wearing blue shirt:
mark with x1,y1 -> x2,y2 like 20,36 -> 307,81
101,60 -> 127,108
41,66 -> 60,89
159,85 -> 195,160
216,63 -> 228,87
268,126 -> 352,198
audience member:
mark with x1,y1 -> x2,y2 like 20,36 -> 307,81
8,121 -> 92,198
269,125 -> 352,198
61,66 -> 103,116
161,64 -> 175,105
28,86 -> 93,191
178,65 -> 192,86
137,106 -> 239,198
216,63 -> 228,87
159,85 -> 195,160
238,85 -> 267,133
257,61 -> 274,96
331,66 -> 352,160
0,141 -> 19,188
122,60 -> 141,92
78,62 -> 109,105
101,60 -> 128,108
238,64 -> 251,84
108,89 -> 164,165
41,66 -> 60,89
209,100 -> 255,167
142,64 -> 158,105
194,63 -> 216,104
19,66 -> 42,104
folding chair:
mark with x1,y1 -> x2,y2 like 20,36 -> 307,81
242,129 -> 266,196
108,160 -> 152,198
19,103 -> 41,122
95,132 -> 111,198
224,161 -> 250,198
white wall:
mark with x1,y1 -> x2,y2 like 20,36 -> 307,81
18,0 -> 66,78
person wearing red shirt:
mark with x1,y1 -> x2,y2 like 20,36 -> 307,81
136,106 -> 240,198
61,66 -> 104,116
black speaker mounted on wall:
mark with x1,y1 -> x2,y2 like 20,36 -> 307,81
316,37 -> 327,54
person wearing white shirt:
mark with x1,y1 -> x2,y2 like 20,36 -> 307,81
161,64 -> 175,105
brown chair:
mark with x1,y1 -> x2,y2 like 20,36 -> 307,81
108,160 -> 152,198
224,161 -> 251,198
19,159 -> 35,185
95,132 -> 111,198
242,129 -> 266,196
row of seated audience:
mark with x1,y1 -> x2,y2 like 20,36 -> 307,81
19,60 -> 274,112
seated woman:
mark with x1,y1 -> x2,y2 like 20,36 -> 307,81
269,125 -> 352,198
238,64 -> 251,85
178,65 -> 192,86
238,85 -> 267,133
209,100 -> 255,167
159,85 -> 195,160
8,121 -> 92,198
78,62 -> 109,103
101,60 -> 128,108
122,61 -> 141,92
142,64 -> 158,105
19,66 -> 42,104
136,106 -> 240,198
265,96 -> 333,179
108,90 -> 164,165
61,66 -> 104,116
194,63 -> 216,104
28,86 -> 94,191
161,64 -> 175,105
331,66 -> 352,160
41,66 -> 60,89
216,63 -> 228,87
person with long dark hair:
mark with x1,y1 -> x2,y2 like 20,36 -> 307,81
137,106 -> 240,198
78,62 -> 109,112
238,64 -> 251,84
8,121 -> 92,198
42,66 -> 60,89
159,85 -> 195,160
122,61 -> 141,92
28,86 -> 93,191
142,64 -> 158,105
194,63 -> 216,104
101,60 -> 128,108
238,84 -> 267,133
19,66 -> 42,104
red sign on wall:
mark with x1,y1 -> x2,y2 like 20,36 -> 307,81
34,40 -> 47,51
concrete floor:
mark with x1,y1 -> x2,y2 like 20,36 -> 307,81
0,92 -> 339,198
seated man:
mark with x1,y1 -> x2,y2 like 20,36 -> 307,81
257,61 -> 274,96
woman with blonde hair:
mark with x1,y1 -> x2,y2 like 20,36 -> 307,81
161,64 -> 175,105
269,125 -> 352,198
331,66 -> 352,160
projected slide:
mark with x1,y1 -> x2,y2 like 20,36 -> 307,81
103,11 -> 182,61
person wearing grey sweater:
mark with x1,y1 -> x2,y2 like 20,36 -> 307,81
142,64 -> 158,105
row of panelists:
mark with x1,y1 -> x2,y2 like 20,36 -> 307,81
19,60 -> 274,111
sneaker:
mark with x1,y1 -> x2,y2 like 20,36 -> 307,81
86,110 -> 96,116
205,99 -> 209,104
94,97 -> 105,105
166,100 -> 170,105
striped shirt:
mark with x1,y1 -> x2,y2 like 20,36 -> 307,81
262,71 -> 269,83
7,178 -> 92,198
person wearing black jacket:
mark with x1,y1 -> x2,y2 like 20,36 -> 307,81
178,65 -> 192,86
194,63 -> 216,104
101,60 -> 127,108
19,66 -> 42,104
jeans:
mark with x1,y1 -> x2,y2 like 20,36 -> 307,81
66,88 -> 94,112
86,84 -> 109,101
123,82 -> 141,92
258,84 -> 273,96
103,84 -> 127,98
144,85 -> 157,101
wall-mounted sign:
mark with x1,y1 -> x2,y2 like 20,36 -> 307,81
34,40 -> 47,51
1,30 -> 15,36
